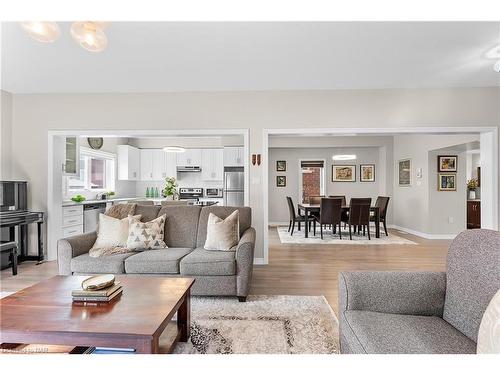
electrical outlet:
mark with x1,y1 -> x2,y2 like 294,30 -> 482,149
448,216 -> 454,224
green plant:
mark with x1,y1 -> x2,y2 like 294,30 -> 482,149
162,176 -> 178,197
467,178 -> 478,190
107,191 -> 115,196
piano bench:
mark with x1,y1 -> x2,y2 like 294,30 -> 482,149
0,241 -> 18,275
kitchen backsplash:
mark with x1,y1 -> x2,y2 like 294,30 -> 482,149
135,173 -> 223,197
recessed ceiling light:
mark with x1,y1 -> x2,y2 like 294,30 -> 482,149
71,22 -> 108,53
163,146 -> 186,153
494,60 -> 500,73
20,22 -> 60,43
332,154 -> 357,161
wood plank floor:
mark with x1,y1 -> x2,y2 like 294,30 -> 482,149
1,227 -> 450,315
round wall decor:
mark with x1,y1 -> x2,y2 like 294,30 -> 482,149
87,137 -> 104,150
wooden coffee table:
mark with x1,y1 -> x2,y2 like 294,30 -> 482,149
0,275 -> 194,354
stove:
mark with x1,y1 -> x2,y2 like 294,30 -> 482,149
178,188 -> 203,201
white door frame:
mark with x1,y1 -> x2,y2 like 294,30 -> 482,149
262,126 -> 498,264
298,158 -> 327,203
47,128 -> 250,261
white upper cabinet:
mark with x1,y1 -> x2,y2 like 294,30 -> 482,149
152,149 -> 166,180
63,136 -> 79,176
201,149 -> 224,181
176,149 -> 202,166
164,152 -> 177,179
140,149 -> 154,181
117,145 -> 140,181
223,146 -> 244,167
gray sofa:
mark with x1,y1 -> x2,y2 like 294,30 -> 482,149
339,229 -> 500,354
58,205 -> 255,301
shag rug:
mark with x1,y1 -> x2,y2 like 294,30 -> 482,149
173,295 -> 339,354
277,226 -> 417,245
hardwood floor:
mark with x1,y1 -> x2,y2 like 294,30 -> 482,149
1,227 -> 450,315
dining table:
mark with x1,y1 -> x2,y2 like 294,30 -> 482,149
297,203 -> 381,239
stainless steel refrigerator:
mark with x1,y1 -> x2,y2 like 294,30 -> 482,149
223,168 -> 244,206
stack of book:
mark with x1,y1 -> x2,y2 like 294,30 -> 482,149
72,282 -> 122,303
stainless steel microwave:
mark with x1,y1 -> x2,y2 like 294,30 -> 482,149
205,188 -> 223,198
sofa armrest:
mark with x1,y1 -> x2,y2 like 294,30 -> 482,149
57,231 -> 97,275
339,271 -> 447,316
235,227 -> 256,297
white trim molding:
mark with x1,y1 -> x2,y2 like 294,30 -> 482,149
389,225 -> 457,240
253,258 -> 266,265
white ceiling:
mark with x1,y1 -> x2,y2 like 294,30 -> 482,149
2,22 -> 499,93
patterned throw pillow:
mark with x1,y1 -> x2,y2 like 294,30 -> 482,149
204,210 -> 240,251
126,214 -> 167,251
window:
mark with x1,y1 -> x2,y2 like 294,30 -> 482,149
68,148 -> 116,191
299,160 -> 325,203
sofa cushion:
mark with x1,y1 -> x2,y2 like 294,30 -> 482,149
134,205 -> 161,222
158,205 -> 202,248
180,248 -> 236,276
196,206 -> 251,248
443,229 -> 500,342
204,210 -> 240,251
124,248 -> 192,274
71,252 -> 134,274
343,310 -> 476,354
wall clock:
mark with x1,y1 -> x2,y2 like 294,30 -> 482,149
87,137 -> 104,150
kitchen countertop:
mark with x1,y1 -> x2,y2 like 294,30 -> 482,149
62,197 -> 139,207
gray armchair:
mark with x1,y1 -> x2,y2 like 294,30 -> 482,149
339,229 -> 500,354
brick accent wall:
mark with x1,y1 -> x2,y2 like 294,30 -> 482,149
302,167 -> 321,202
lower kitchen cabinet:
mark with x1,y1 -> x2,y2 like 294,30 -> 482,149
467,200 -> 481,229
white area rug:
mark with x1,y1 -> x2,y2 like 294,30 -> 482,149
277,226 -> 417,245
174,295 -> 339,354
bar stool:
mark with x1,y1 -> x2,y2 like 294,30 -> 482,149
0,241 -> 18,275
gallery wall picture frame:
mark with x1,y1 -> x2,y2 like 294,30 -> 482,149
360,164 -> 375,182
438,155 -> 458,172
332,165 -> 356,182
438,173 -> 457,191
276,160 -> 286,172
398,159 -> 411,186
276,176 -> 287,187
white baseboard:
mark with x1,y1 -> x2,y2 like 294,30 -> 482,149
389,225 -> 457,240
253,258 -> 267,265
268,221 -> 288,227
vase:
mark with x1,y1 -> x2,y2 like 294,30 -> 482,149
469,190 -> 476,200
165,195 -> 174,201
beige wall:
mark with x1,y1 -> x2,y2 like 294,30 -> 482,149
8,87 -> 500,259
1,90 -> 13,179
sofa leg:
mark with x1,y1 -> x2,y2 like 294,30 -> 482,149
238,296 -> 247,302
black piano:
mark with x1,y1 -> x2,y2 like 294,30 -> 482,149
0,181 -> 45,268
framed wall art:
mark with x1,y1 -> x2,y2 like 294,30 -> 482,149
276,176 -> 287,187
332,165 -> 356,182
438,155 -> 457,172
276,160 -> 286,172
438,173 -> 457,191
360,164 -> 375,182
398,159 -> 411,186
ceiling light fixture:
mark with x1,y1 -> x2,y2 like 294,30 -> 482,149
70,22 -> 108,53
163,146 -> 186,153
20,22 -> 60,43
494,60 -> 500,73
332,154 -> 357,161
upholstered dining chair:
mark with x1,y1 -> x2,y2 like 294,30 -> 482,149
348,198 -> 372,240
329,195 -> 346,206
371,196 -> 390,236
313,198 -> 343,239
286,196 -> 311,235
330,195 -> 348,226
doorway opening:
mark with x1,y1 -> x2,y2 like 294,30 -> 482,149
299,160 -> 325,203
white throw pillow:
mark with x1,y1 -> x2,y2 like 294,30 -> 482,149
477,289 -> 500,354
127,214 -> 167,251
204,210 -> 240,251
92,213 -> 141,249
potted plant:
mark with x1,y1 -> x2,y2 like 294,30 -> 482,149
162,176 -> 178,200
467,178 -> 478,200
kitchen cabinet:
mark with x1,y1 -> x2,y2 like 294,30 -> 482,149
140,149 -> 153,180
117,145 -> 140,180
61,205 -> 83,237
63,136 -> 79,176
201,149 -> 223,181
152,150 -> 166,180
223,146 -> 244,167
164,152 -> 177,179
467,200 -> 481,229
176,149 -> 201,166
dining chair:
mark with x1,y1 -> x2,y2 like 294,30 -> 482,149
286,196 -> 311,235
348,198 -> 372,240
329,195 -> 346,206
330,195 -> 349,227
308,195 -> 325,204
371,196 -> 390,236
313,198 -> 343,239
